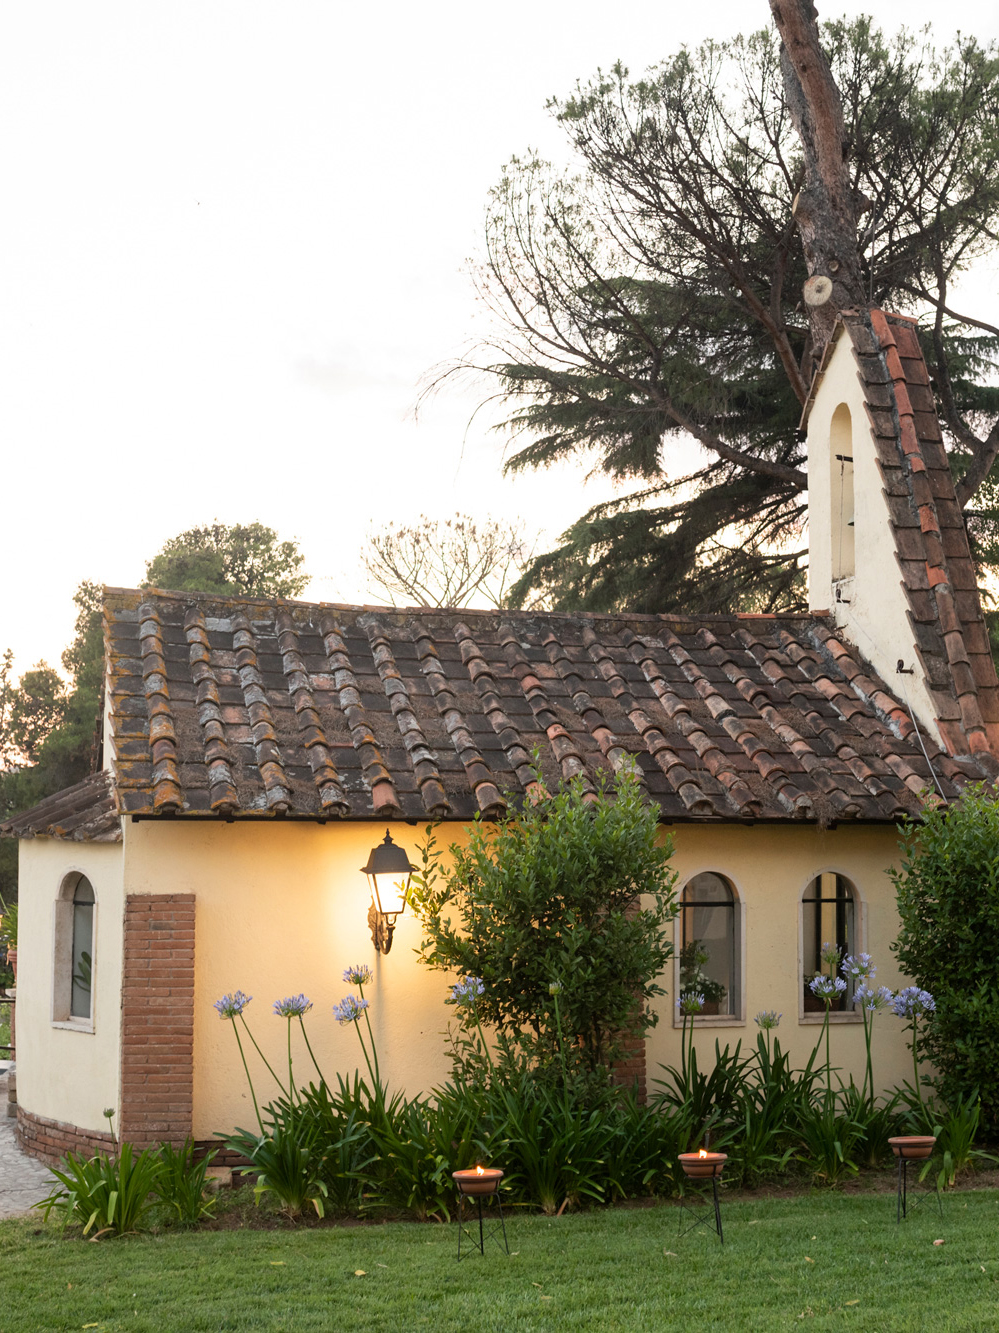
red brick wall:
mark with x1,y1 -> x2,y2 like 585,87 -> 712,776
17,1105 -> 115,1166
611,1028 -> 648,1103
119,893 -> 195,1147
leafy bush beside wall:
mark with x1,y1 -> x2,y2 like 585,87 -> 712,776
411,766 -> 678,1074
891,784 -> 999,1129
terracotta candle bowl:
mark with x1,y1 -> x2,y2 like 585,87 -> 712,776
453,1167 -> 504,1196
888,1135 -> 936,1160
678,1151 -> 728,1180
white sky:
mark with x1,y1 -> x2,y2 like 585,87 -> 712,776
2,0 -> 998,675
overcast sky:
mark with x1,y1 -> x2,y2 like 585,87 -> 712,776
2,0 -> 998,675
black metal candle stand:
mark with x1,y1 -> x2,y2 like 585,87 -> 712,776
678,1175 -> 724,1244
456,1190 -> 510,1260
895,1155 -> 943,1223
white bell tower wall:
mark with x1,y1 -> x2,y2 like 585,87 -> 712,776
806,331 -> 938,734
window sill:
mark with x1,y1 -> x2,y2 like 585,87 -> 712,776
673,1014 -> 744,1029
798,1011 -> 862,1025
51,1019 -> 95,1034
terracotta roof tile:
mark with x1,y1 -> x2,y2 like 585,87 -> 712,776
84,588 -> 996,828
0,772 -> 120,842
820,309 -> 999,762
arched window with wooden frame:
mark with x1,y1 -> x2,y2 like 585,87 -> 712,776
53,873 -> 96,1027
801,872 -> 858,1013
678,872 -> 739,1019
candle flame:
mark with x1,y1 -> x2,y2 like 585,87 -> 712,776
698,1149 -> 708,1159
475,1165 -> 485,1175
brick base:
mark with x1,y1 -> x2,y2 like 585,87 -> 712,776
120,894 -> 195,1147
16,1105 -> 116,1166
610,1029 -> 648,1103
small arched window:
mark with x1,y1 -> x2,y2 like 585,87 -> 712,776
679,873 -> 739,1018
71,878 -> 95,1018
830,403 -> 855,580
802,872 -> 857,1012
53,873 -> 96,1027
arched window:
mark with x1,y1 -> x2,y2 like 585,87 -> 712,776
679,873 -> 739,1018
830,403 -> 855,580
53,873 -> 96,1027
802,872 -> 857,1012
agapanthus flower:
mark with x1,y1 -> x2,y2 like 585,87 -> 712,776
333,995 -> 369,1025
273,994 -> 313,1018
549,981 -> 563,996
754,1010 -> 782,1030
891,986 -> 936,1019
449,975 -> 485,1005
855,983 -> 894,1013
676,991 -> 705,1015
840,953 -> 876,982
343,964 -> 373,987
214,991 -> 252,1019
819,940 -> 843,968
809,974 -> 847,1000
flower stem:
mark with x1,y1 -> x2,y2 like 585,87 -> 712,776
357,983 -> 381,1091
239,1014 -> 288,1097
299,1017 -> 326,1087
286,1017 -> 296,1107
824,1000 -> 832,1099
911,1016 -> 925,1111
232,1021 -> 264,1134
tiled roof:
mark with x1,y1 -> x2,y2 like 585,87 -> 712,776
0,771 -> 121,842
806,309 -> 999,760
95,586 -> 993,827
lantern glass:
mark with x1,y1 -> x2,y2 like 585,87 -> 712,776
361,830 -> 415,920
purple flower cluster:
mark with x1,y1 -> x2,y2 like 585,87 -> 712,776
891,986 -> 936,1018
809,974 -> 847,1000
754,1010 -> 781,1030
854,983 -> 895,1013
449,976 -> 485,1006
273,994 -> 313,1018
840,953 -> 876,982
333,995 -> 369,1026
343,964 -> 373,988
214,991 -> 252,1019
676,991 -> 705,1015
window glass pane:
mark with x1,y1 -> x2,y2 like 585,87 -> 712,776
802,872 -> 855,1011
681,873 -> 735,1015
70,879 -> 94,1019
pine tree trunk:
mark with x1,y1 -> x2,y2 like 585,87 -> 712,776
769,0 -> 867,365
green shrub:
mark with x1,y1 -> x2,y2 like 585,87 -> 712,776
891,784 -> 999,1128
226,1123 -> 328,1219
154,1139 -> 218,1226
36,1142 -> 164,1236
412,765 -> 677,1075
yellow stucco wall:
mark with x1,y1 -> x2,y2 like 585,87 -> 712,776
15,838 -> 124,1133
121,818 -> 468,1140
117,815 -> 913,1139
806,332 -> 937,734
653,822 -> 912,1094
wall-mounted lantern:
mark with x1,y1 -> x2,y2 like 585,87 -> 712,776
361,829 -> 415,954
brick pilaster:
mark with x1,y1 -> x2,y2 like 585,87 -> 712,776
610,1028 -> 648,1103
119,893 -> 195,1147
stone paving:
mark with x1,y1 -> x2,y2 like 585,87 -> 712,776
0,1071 -> 55,1218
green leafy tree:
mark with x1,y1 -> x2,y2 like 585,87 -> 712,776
0,582 -> 107,904
143,522 -> 309,598
411,766 -> 677,1074
443,18 -> 999,613
891,785 -> 999,1130
6,664 -> 67,764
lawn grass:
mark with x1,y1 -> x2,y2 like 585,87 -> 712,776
3,1189 -> 999,1332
